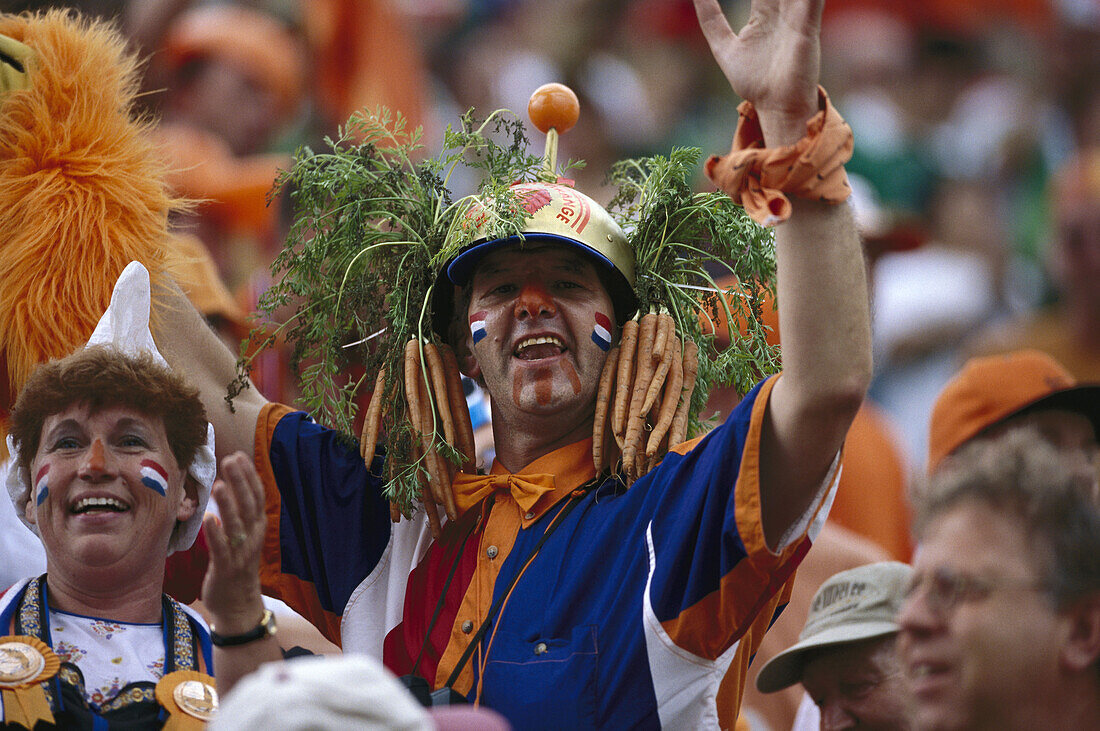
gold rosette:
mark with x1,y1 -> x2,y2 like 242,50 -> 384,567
156,670 -> 218,729
0,635 -> 60,728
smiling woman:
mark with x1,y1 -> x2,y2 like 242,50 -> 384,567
1,347 -> 279,727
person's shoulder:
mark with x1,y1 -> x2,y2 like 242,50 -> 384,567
0,577 -> 33,615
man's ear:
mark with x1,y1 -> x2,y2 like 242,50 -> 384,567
448,319 -> 481,381
1059,592 -> 1100,673
24,492 -> 37,526
176,473 -> 200,524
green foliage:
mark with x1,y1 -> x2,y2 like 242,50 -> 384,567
238,108 -> 779,504
607,147 -> 780,438
237,108 -> 543,506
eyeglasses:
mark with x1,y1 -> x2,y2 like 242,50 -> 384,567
903,566 -> 1048,616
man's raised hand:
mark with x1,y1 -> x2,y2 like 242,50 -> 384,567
692,0 -> 824,146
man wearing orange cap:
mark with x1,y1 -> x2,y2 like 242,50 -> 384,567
151,0 -> 872,726
927,349 -> 1100,476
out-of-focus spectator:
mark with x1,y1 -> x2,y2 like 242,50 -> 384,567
159,3 -> 305,158
927,349 -> 1100,476
899,429 -> 1100,730
152,3 -> 306,290
302,0 -> 432,138
753,561 -> 913,731
966,148 -> 1100,381
210,654 -> 434,731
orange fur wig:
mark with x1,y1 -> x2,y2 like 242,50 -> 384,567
0,9 -> 181,402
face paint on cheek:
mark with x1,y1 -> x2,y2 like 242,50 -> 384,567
469,311 -> 488,345
139,459 -> 169,497
560,360 -> 581,395
34,465 -> 49,506
591,313 -> 612,352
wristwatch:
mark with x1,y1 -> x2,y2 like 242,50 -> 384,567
210,609 -> 277,647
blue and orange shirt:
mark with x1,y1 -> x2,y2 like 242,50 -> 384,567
254,375 -> 838,728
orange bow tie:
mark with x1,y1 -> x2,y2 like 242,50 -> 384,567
451,472 -> 557,516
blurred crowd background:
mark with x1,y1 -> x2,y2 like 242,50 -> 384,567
5,2 -> 1098,727
9,0 -> 1099,541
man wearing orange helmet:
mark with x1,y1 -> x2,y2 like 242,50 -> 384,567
153,0 -> 870,725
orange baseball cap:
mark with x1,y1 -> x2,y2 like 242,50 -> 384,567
928,350 -> 1100,472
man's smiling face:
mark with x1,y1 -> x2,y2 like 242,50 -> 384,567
463,244 -> 616,426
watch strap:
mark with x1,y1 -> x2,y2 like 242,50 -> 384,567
210,609 -> 276,647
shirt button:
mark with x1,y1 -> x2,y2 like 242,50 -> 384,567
461,621 -> 473,634
486,545 -> 498,559
534,642 -> 548,655
524,512 -> 534,520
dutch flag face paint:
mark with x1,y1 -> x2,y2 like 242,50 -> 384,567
139,460 -> 169,497
591,312 -> 612,351
35,465 -> 49,506
470,311 -> 488,345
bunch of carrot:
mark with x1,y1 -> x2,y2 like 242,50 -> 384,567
593,309 -> 699,482
359,338 -> 476,538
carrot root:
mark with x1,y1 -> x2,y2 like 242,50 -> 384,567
641,317 -> 675,414
612,317 -> 639,438
652,309 -> 671,362
425,343 -> 457,447
592,345 -> 620,472
422,491 -> 442,539
647,335 -> 683,457
361,368 -> 387,470
669,340 -> 699,448
623,312 -> 658,482
439,344 -> 476,473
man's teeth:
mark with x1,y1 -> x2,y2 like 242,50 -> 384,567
515,336 -> 564,354
72,497 -> 129,513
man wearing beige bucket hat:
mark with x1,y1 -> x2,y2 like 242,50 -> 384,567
756,561 -> 913,730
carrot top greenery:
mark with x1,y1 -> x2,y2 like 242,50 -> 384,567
234,106 -> 779,508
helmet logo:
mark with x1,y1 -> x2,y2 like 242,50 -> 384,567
516,187 -> 552,215
515,183 -> 591,235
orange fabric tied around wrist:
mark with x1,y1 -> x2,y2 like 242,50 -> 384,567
704,87 -> 854,227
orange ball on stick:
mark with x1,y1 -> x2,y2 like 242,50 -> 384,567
528,83 -> 580,134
